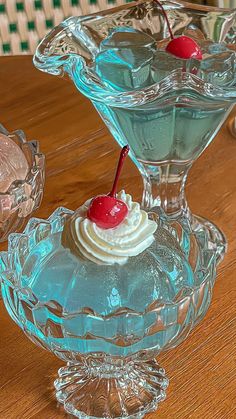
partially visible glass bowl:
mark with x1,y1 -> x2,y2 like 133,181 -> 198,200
0,206 -> 217,418
0,125 -> 45,242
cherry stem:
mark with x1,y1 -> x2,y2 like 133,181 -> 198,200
154,0 -> 174,40
109,145 -> 130,197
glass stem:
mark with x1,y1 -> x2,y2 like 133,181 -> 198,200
141,162 -> 192,218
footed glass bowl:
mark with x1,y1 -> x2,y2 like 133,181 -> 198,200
1,206 -> 217,418
0,125 -> 45,242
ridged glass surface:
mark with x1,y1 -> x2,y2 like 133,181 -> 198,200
1,207 -> 216,359
0,125 -> 45,242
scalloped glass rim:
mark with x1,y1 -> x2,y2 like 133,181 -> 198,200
33,0 -> 236,106
0,124 -> 45,197
71,62 -> 236,107
0,206 -> 217,321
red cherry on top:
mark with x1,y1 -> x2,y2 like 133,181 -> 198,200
154,0 -> 202,60
87,195 -> 128,229
87,145 -> 129,229
166,36 -> 202,60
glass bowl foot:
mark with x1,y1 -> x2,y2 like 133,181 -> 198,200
54,358 -> 169,418
194,215 -> 227,264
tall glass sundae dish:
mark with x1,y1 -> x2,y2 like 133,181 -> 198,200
1,147 -> 217,418
34,0 -> 236,264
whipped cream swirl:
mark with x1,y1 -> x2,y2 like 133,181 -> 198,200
62,191 -> 157,265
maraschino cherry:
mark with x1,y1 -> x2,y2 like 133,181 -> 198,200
87,145 -> 130,229
154,0 -> 202,60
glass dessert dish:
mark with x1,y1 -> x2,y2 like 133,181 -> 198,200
33,0 -> 236,265
0,125 -> 45,242
0,206 -> 217,418
0,144 -> 217,418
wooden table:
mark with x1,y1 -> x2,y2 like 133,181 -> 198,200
0,56 -> 236,419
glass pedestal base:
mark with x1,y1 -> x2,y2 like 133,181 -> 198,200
54,359 -> 169,419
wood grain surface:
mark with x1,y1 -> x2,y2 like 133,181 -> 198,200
0,56 -> 235,419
